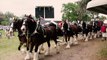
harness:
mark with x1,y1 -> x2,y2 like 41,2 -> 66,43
33,20 -> 45,36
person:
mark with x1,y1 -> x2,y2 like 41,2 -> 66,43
101,24 -> 107,40
58,21 -> 63,28
38,16 -> 46,27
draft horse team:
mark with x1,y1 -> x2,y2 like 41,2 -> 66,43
9,15 -> 104,60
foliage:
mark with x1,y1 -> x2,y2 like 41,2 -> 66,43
76,0 -> 92,21
0,11 -> 16,25
62,3 -> 79,21
99,15 -> 107,20
62,0 -> 100,21
62,0 -> 92,21
1,20 -> 9,25
0,12 -> 4,24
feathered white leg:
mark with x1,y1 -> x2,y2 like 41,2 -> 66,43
24,51 -> 31,60
83,34 -> 86,40
38,44 -> 45,53
66,39 -> 71,49
85,36 -> 88,42
89,32 -> 92,39
55,44 -> 60,53
73,35 -> 78,44
21,48 -> 26,54
45,47 -> 50,55
90,35 -> 92,39
33,52 -> 38,60
94,33 -> 97,38
69,37 -> 73,45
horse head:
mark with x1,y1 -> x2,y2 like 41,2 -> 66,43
9,18 -> 23,32
21,15 -> 37,35
9,18 -> 19,33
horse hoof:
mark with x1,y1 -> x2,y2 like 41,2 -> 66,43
90,38 -> 92,39
74,42 -> 78,45
45,51 -> 49,56
33,53 -> 38,60
63,42 -> 67,45
69,42 -> 73,45
24,56 -> 31,60
66,45 -> 70,49
85,40 -> 88,42
24,52 -> 31,60
21,48 -> 26,54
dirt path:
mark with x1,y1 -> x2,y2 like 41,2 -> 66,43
2,38 -> 105,60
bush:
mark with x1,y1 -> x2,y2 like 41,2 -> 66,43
1,20 -> 9,26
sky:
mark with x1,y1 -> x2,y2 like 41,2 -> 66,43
0,0 -> 79,17
0,0 -> 36,17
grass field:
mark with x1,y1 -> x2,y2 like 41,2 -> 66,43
0,30 -> 20,60
0,30 -> 57,60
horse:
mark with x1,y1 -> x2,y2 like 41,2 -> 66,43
92,20 -> 103,38
80,21 -> 94,41
61,20 -> 80,49
21,15 -> 59,60
9,18 -> 27,51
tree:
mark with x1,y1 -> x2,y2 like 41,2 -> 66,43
3,12 -> 15,25
77,0 -> 100,21
76,0 -> 91,21
62,0 -> 92,21
0,11 -> 16,25
99,15 -> 107,20
62,3 -> 79,21
0,12 -> 4,24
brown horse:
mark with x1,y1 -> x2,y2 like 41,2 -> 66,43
9,18 -> 27,51
61,20 -> 79,49
21,15 -> 59,60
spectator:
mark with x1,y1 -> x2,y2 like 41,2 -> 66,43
101,24 -> 107,40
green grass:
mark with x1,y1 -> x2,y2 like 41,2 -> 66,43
99,41 -> 107,59
100,45 -> 107,57
0,30 -> 62,60
0,30 -> 58,60
0,30 -> 19,60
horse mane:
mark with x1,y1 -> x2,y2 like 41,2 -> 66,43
25,17 -> 37,34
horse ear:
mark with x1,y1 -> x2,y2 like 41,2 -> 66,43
13,17 -> 18,22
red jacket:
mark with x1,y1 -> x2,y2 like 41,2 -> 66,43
101,25 -> 106,32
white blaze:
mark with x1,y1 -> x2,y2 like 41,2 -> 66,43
9,23 -> 14,32
21,20 -> 26,32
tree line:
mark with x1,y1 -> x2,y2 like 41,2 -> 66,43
0,12 -> 16,25
62,0 -> 107,21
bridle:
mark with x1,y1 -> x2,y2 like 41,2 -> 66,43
9,22 -> 14,33
21,18 -> 27,35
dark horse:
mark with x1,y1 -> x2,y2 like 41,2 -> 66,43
61,20 -> 81,49
9,18 -> 27,51
21,16 -> 59,60
81,21 -> 93,41
92,20 -> 103,38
